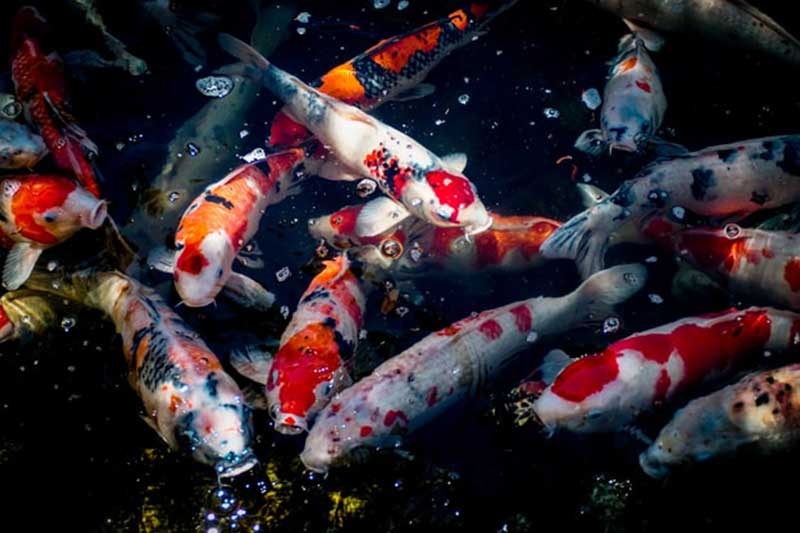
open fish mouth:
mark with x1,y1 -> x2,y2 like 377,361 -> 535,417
608,142 -> 637,154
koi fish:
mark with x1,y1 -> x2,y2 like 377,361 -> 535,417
576,34 -> 671,156
533,307 -> 800,433
652,224 -> 800,312
641,361 -> 800,478
0,174 -> 107,290
300,263 -> 646,472
0,117 -> 47,169
149,148 -> 307,307
269,0 -> 519,146
25,268 -> 257,476
232,255 -> 368,434
310,198 -> 562,274
0,290 -> 61,343
585,0 -> 800,67
218,34 -> 492,233
541,135 -> 800,278
10,6 -> 101,197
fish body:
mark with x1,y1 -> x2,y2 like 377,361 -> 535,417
26,269 -> 257,476
576,34 -> 667,155
0,117 -> 47,168
219,35 -> 491,232
586,0 -> 800,67
534,307 -> 800,433
542,135 -> 800,278
269,1 -> 518,146
640,360 -> 800,478
266,256 -> 367,434
0,174 -> 107,290
171,148 -> 305,306
300,263 -> 646,472
10,6 -> 101,197
653,224 -> 800,311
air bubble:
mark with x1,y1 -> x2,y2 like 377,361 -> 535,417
195,76 -> 234,98
61,317 -> 77,332
458,94 -> 470,105
543,108 -> 560,119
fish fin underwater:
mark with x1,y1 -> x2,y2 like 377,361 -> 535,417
540,206 -> 616,279
441,152 -> 468,173
575,129 -> 606,156
391,83 -> 436,102
538,349 -> 574,385
354,196 -> 411,238
576,183 -> 610,207
3,242 -> 43,290
621,19 -> 665,52
220,272 -> 275,311
230,343 -> 275,384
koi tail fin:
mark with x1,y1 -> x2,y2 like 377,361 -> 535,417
575,129 -> 607,156
567,263 -> 647,327
258,147 -> 309,206
541,199 -> 625,279
217,33 -> 301,103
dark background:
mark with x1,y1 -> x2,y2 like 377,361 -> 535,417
1,0 -> 799,531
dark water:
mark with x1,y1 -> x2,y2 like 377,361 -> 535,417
2,0 -> 800,531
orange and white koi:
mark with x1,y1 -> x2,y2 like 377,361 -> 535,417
25,269 -> 257,476
576,34 -> 670,155
231,255 -> 368,435
149,148 -> 306,307
542,135 -> 800,279
301,264 -> 646,472
218,34 -> 492,233
533,307 -> 800,434
651,224 -> 800,312
269,1 -> 519,147
640,360 -> 800,478
10,6 -> 101,197
0,174 -> 107,290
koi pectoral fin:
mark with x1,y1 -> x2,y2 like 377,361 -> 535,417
146,246 -> 177,274
391,83 -> 436,102
622,18 -> 665,51
222,272 -> 275,311
2,243 -> 42,290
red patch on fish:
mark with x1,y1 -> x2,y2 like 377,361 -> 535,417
510,305 -> 532,333
678,231 -> 746,273
551,351 -> 620,402
383,410 -> 409,427
360,426 -> 373,437
654,369 -> 671,402
479,319 -> 503,340
784,258 -> 800,292
762,248 -> 775,258
437,324 -> 461,336
635,80 -> 651,93
425,170 -> 476,222
269,110 -> 311,146
175,242 -> 209,275
10,175 -> 76,245
427,387 -> 438,407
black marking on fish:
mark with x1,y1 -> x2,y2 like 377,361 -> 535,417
690,168 -> 715,201
205,194 -> 235,210
333,328 -> 355,363
755,393 -> 770,406
301,287 -> 331,305
608,126 -> 628,142
206,372 -> 219,399
611,181 -> 636,208
174,411 -> 200,450
646,189 -> 668,208
718,149 -> 738,163
751,191 -> 769,205
777,139 -> 800,176
754,141 -> 775,161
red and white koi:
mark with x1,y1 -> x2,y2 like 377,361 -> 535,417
300,263 -> 646,472
25,269 -> 257,476
232,255 -> 368,434
576,34 -> 668,155
10,6 -> 101,197
150,148 -> 306,307
640,361 -> 800,478
218,34 -> 492,233
0,174 -> 107,290
542,135 -> 800,278
533,307 -> 800,433
651,224 -> 800,312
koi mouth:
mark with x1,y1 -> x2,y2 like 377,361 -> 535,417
608,142 -> 637,154
82,201 -> 108,229
273,411 -> 308,435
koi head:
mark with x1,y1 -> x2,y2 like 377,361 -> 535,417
267,322 -> 352,435
0,121 -> 47,169
299,404 -> 364,473
173,373 -> 257,477
601,108 -> 652,153
308,204 -> 360,247
659,224 -> 750,274
407,170 -> 491,232
174,230 -> 233,307
3,175 -> 107,245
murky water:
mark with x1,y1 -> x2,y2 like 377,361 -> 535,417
2,1 -> 800,531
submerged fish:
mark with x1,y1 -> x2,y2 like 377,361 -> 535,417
149,148 -> 306,307
640,361 -> 800,478
652,224 -> 800,312
585,0 -> 800,67
300,263 -> 646,472
232,255 -> 368,434
25,268 -> 257,476
218,34 -> 492,233
0,118 -> 47,169
0,290 -> 61,343
269,0 -> 519,146
542,135 -> 800,278
576,34 -> 671,156
0,174 -> 107,290
534,307 -> 800,433
10,6 -> 101,197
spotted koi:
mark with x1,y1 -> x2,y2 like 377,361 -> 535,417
534,307 -> 800,433
300,264 -> 646,472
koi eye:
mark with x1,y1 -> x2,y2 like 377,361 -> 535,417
3,180 -> 20,197
43,210 -> 59,223
380,239 -> 403,259
724,224 -> 742,239
333,216 -> 343,226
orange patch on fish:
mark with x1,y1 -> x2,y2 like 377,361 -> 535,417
617,57 -> 638,73
316,64 -> 368,105
372,26 -> 442,73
